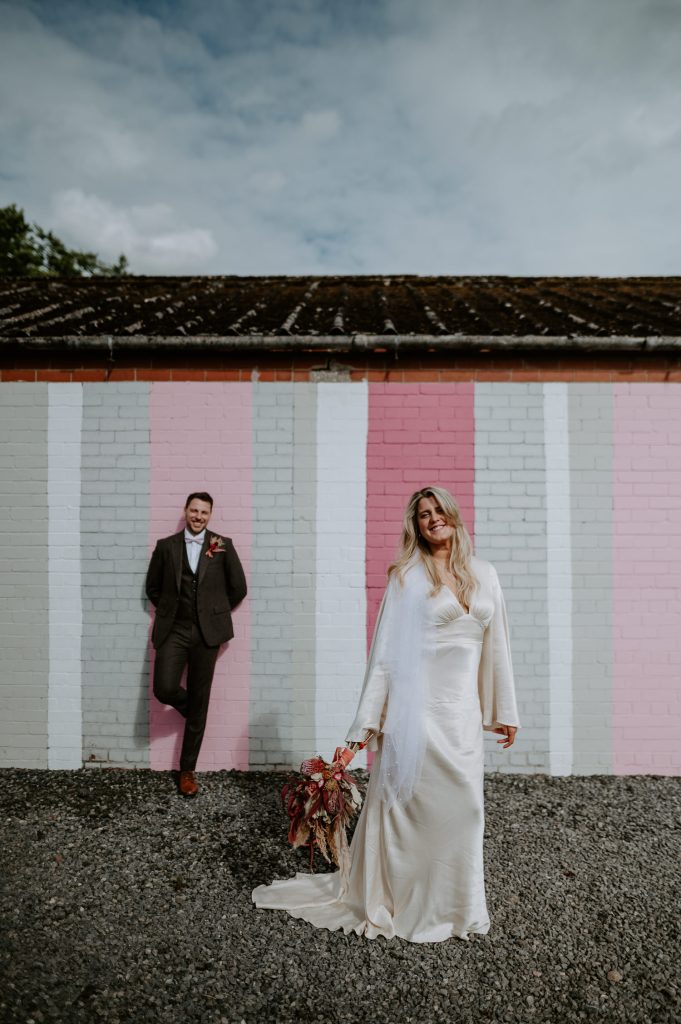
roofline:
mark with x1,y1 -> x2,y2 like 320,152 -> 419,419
2,333 -> 681,354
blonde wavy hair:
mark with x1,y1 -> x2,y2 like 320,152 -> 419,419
388,486 -> 477,609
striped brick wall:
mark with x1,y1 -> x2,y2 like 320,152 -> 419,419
290,385 -> 318,767
80,384 -> 151,767
475,384 -> 550,773
569,385 -> 613,775
48,384 -> 83,768
315,383 -> 369,767
613,386 -> 681,774
149,384 -> 252,771
1,380 -> 680,777
0,385 -> 49,768
249,383 -> 296,769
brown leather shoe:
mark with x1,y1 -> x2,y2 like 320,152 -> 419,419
179,771 -> 198,798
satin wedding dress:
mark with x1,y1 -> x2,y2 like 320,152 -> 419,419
252,556 -> 520,943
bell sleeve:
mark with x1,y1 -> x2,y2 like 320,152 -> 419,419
478,568 -> 521,732
344,582 -> 393,752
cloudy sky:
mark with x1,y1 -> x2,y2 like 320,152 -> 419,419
1,0 -> 680,275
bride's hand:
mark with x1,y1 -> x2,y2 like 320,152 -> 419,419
333,746 -> 356,768
493,725 -> 517,749
334,731 -> 376,767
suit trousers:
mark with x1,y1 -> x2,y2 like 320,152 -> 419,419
153,619 -> 220,772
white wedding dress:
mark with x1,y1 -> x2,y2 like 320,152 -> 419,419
252,557 -> 520,943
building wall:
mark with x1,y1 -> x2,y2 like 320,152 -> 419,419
1,380 -> 680,776
0,385 -> 49,767
80,384 -> 150,767
475,383 -> 550,773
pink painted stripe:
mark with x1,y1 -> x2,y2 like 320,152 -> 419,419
148,383 -> 252,771
613,385 -> 681,775
365,382 -> 476,642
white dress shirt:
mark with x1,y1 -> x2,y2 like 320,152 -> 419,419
184,528 -> 206,574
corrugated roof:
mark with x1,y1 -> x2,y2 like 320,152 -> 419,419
1,275 -> 681,343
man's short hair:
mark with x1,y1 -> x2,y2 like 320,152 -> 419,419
185,492 -> 214,509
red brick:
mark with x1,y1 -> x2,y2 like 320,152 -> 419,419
613,371 -> 654,382
539,369 -> 577,381
401,370 -> 442,381
107,369 -> 137,381
169,369 -> 206,381
135,369 -> 173,381
571,370 -> 614,382
439,370 -> 476,381
510,370 -> 543,381
350,369 -> 384,381
0,370 -> 37,381
72,369 -> 107,382
36,369 -> 73,381
474,371 -> 513,381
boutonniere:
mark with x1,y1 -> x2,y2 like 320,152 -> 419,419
205,535 -> 225,558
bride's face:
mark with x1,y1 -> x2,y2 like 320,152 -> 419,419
416,496 -> 454,549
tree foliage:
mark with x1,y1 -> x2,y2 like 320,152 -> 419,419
0,204 -> 129,277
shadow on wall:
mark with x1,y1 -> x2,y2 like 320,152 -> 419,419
140,517 -> 185,762
140,582 -> 184,766
142,607 -> 247,771
81,590 -> 152,768
138,584 -> 158,756
134,645 -> 151,753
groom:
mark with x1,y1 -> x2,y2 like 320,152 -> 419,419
146,492 -> 247,797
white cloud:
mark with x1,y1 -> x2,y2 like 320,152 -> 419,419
0,0 -> 680,274
250,170 -> 288,194
51,189 -> 217,272
299,110 -> 341,142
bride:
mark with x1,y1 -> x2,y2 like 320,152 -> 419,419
252,486 -> 520,943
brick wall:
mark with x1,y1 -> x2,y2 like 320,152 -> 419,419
80,384 -> 151,767
475,384 -> 550,773
0,385 -> 49,768
1,378 -> 680,776
569,385 -> 613,775
2,351 -> 681,384
249,383 -> 297,768
148,384 -> 252,771
613,386 -> 681,773
48,384 -> 83,768
315,383 -> 368,765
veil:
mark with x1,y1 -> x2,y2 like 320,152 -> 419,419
359,557 -> 434,808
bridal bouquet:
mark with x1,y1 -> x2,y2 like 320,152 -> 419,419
281,744 -> 365,876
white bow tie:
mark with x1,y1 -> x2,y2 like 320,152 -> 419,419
185,533 -> 205,545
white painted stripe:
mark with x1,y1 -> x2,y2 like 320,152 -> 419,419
48,384 -> 83,768
543,383 -> 573,775
315,382 -> 369,767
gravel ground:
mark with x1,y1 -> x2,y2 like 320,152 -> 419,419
0,769 -> 679,1024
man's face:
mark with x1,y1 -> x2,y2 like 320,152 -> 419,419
184,499 -> 212,535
